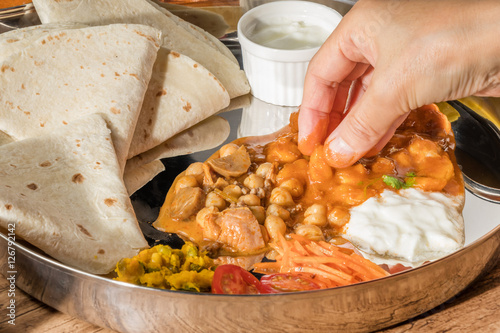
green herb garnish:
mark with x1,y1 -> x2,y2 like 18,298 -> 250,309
382,175 -> 405,189
382,172 -> 416,190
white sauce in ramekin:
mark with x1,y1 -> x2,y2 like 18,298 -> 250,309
343,189 -> 465,267
249,17 -> 330,50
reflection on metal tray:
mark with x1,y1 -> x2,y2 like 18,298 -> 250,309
0,3 -> 39,32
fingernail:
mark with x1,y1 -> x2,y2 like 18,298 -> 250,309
324,136 -> 357,168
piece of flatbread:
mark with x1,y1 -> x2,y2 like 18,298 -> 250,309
128,48 -> 230,158
0,131 -> 14,146
32,0 -> 250,99
124,160 -> 165,195
0,23 -> 87,60
153,1 -> 229,38
149,1 -> 238,64
1,23 -> 229,160
0,114 -> 147,274
126,115 -> 230,172
0,24 -> 161,172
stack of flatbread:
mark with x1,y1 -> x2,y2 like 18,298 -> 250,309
0,0 -> 249,274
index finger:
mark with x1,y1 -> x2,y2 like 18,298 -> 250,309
298,33 -> 367,155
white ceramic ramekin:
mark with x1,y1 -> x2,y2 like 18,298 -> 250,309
237,1 -> 343,106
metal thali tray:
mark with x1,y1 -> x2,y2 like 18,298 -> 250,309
0,1 -> 500,332
1,189 -> 499,333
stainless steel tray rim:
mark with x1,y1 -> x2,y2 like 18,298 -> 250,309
2,221 -> 499,299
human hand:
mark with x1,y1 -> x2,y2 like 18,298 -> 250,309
298,0 -> 500,168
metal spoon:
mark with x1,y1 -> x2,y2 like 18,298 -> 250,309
447,100 -> 500,203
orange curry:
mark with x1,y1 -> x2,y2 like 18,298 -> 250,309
154,104 -> 464,258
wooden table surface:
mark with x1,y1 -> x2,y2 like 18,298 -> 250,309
0,259 -> 498,333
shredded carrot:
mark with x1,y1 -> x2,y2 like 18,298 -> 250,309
253,234 -> 390,290
293,240 -> 309,256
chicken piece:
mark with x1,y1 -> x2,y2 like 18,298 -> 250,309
201,207 -> 265,253
170,187 -> 205,221
208,145 -> 251,178
196,207 -> 221,240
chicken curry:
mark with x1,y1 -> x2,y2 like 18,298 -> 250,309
154,104 -> 464,261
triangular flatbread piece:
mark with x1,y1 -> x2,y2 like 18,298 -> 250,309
0,23 -> 161,172
124,159 -> 165,195
126,115 -> 230,172
0,114 -> 148,274
128,49 -> 230,158
32,0 -> 250,98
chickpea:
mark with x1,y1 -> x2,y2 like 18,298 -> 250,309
256,162 -> 273,179
219,143 -> 239,157
327,207 -> 350,228
249,206 -> 266,224
266,203 -> 290,221
174,175 -> 199,193
243,174 -> 264,189
303,204 -> 327,226
205,191 -> 226,210
279,178 -> 304,198
238,194 -> 261,206
264,215 -> 287,241
269,187 -> 294,206
185,162 -> 204,184
294,224 -> 324,241
222,184 -> 242,200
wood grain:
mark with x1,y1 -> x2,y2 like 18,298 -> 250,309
1,260 -> 498,333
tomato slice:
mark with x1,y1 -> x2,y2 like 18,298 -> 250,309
212,264 -> 265,294
260,273 -> 322,292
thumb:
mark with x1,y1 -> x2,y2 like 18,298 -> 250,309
323,79 -> 410,168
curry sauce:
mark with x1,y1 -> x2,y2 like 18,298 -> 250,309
154,105 -> 464,256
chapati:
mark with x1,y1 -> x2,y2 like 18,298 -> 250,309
0,114 -> 147,274
0,23 -> 161,172
32,0 -> 250,99
126,115 -> 230,172
124,159 -> 165,195
128,48 -> 230,158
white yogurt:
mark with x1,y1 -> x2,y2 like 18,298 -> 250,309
249,17 -> 330,50
343,189 -> 465,267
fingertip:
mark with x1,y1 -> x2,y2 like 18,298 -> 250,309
297,107 -> 329,155
323,135 -> 363,168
